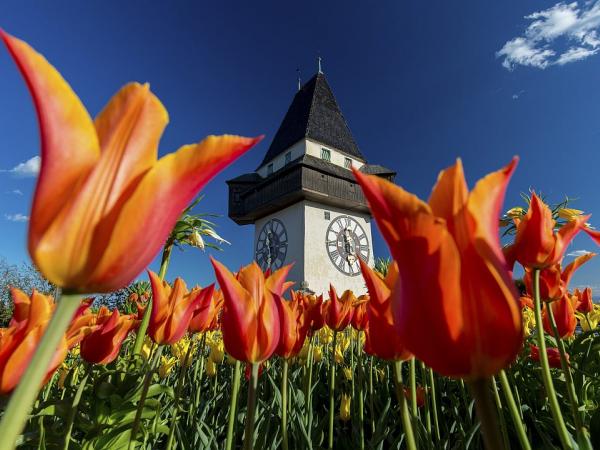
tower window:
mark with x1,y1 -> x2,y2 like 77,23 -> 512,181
324,211 -> 330,220
285,152 -> 291,165
267,163 -> 273,175
344,157 -> 352,168
321,148 -> 331,162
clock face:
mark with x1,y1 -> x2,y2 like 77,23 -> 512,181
325,215 -> 370,276
255,219 -> 288,271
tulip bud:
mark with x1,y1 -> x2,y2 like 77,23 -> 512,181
340,394 -> 351,421
190,230 -> 205,250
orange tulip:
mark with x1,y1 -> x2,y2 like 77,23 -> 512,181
211,259 -> 290,363
530,345 -> 566,369
80,307 -> 137,364
574,287 -> 594,314
274,294 -> 308,359
523,252 -> 595,302
189,289 -> 223,333
351,297 -> 369,331
300,293 -> 325,333
360,260 -> 411,361
0,289 -> 92,394
1,31 -> 260,293
505,193 -> 589,270
148,271 -> 214,345
542,294 -> 577,338
353,159 -> 522,379
324,286 -> 355,332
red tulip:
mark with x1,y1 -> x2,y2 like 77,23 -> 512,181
148,271 -> 214,345
1,30 -> 260,294
542,294 -> 577,338
189,289 -> 224,333
353,159 -> 522,379
274,294 -> 308,359
530,345 -> 566,369
300,293 -> 325,333
324,286 -> 355,332
574,287 -> 594,314
211,259 -> 289,363
505,194 -> 589,270
522,252 -> 595,302
351,297 -> 369,331
360,260 -> 412,361
403,386 -> 426,408
0,289 -> 92,394
80,307 -> 137,364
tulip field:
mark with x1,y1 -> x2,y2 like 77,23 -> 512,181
2,29 -> 600,450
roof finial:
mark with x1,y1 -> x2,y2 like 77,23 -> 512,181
296,67 -> 301,91
318,56 -> 323,74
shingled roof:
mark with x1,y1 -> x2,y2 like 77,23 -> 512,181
259,72 -> 365,167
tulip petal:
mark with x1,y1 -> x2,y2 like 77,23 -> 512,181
84,135 -> 260,292
211,257 -> 257,361
467,157 -> 518,262
428,159 -> 468,233
266,264 -> 293,296
0,31 -> 100,252
583,227 -> 600,246
93,82 -> 168,211
561,252 -> 596,287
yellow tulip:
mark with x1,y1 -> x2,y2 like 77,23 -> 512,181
340,394 -> 351,421
313,345 -> 323,363
343,367 -> 353,381
522,307 -> 535,337
206,358 -> 217,377
158,356 -> 178,379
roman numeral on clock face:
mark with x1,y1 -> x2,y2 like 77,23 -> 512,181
325,215 -> 370,276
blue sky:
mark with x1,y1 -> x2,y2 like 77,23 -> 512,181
2,1 -> 600,290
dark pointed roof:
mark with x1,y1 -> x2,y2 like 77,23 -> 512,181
259,73 -> 365,167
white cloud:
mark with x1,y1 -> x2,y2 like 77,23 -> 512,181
566,249 -> 593,257
2,156 -> 41,177
4,213 -> 29,222
498,1 -> 600,69
512,90 -> 526,100
5,189 -> 23,195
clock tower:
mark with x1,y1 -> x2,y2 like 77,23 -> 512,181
227,70 -> 395,295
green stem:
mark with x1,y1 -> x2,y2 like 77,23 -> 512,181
62,369 -> 90,450
191,333 -> 207,422
282,359 -> 289,450
490,376 -> 509,450
166,343 -> 193,450
132,242 -> 173,355
546,302 -> 592,450
0,292 -> 82,449
303,334 -> 314,427
225,361 -> 242,450
328,331 -> 338,450
357,341 -> 365,450
128,345 -> 163,449
469,378 -> 503,450
498,370 -> 531,450
409,358 -> 417,417
243,363 -> 260,450
420,361 -> 432,440
428,368 -> 441,443
532,269 -> 572,450
392,360 -> 417,450
368,356 -> 375,434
